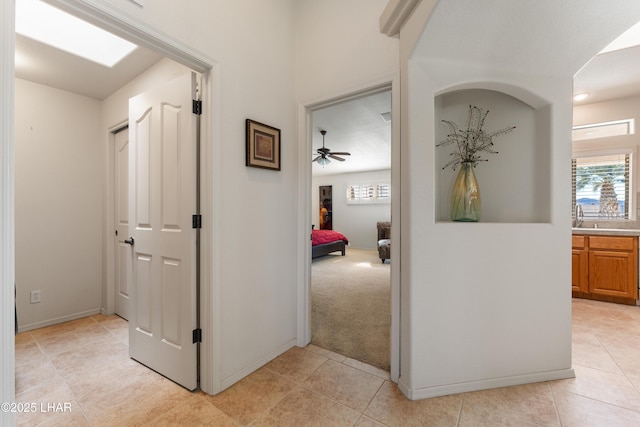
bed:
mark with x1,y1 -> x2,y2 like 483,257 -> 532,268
312,229 -> 349,258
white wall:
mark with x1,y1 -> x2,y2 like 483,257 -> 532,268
573,95 -> 640,127
402,57 -> 574,399
15,78 -> 102,331
0,2 -> 14,421
392,0 -> 640,399
312,170 -> 391,249
295,0 -> 398,102
94,0 -> 298,392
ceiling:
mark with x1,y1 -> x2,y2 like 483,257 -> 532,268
573,45 -> 640,105
13,7 -> 640,175
15,34 -> 162,101
311,91 -> 392,177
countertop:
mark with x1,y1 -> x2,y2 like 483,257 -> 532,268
572,228 -> 640,236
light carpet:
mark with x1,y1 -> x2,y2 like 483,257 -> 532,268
311,248 -> 390,371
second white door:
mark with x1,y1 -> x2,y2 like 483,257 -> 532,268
114,127 -> 130,320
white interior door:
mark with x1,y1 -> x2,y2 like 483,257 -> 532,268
128,72 -> 198,390
114,127 -> 130,320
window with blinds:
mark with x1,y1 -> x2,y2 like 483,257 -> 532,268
346,182 -> 390,204
572,154 -> 630,219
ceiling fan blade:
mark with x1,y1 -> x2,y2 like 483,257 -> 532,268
329,152 -> 350,156
328,154 -> 346,161
312,155 -> 322,163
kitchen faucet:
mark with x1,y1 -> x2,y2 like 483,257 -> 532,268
574,203 -> 584,228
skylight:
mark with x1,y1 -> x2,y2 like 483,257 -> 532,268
599,20 -> 640,54
15,0 -> 137,67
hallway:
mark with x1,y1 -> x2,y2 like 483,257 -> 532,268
15,298 -> 640,426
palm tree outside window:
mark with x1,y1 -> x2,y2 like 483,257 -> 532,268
572,154 -> 630,220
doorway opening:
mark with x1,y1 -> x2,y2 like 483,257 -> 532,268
305,84 -> 397,375
12,0 -> 216,394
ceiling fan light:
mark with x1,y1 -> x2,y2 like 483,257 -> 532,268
317,157 -> 331,166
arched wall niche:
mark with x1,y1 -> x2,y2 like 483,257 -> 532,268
434,87 -> 551,223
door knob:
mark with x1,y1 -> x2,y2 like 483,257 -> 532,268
124,237 -> 135,246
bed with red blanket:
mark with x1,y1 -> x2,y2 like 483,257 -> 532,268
312,229 -> 349,258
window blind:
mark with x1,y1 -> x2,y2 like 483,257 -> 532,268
346,182 -> 390,204
572,154 -> 629,219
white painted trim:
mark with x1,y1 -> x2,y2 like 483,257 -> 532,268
296,104 -> 313,346
45,0 -> 211,74
25,0 -> 220,396
398,369 -> 576,400
389,74 -> 401,383
0,1 -> 15,425
220,339 -> 296,391
18,309 -> 102,333
296,75 -> 401,382
105,119 -> 128,318
201,64 -> 222,395
379,0 -> 423,37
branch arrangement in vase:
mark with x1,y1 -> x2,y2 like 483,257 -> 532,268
437,105 -> 516,171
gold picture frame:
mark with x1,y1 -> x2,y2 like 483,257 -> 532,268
246,119 -> 281,171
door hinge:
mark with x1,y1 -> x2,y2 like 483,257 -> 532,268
192,99 -> 202,116
192,214 -> 202,229
192,328 -> 202,343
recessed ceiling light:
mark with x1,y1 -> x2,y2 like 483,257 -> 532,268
15,0 -> 137,67
573,93 -> 590,102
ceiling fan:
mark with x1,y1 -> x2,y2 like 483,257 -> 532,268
312,130 -> 351,165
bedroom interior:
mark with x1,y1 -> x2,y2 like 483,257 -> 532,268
310,89 -> 392,370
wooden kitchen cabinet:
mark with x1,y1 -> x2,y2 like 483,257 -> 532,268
589,236 -> 638,300
571,235 -> 588,293
572,234 -> 639,304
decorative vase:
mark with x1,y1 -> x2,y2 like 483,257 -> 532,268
450,161 -> 481,221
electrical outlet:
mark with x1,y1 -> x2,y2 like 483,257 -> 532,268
30,290 -> 41,304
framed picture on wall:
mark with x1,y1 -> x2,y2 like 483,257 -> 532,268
246,119 -> 281,171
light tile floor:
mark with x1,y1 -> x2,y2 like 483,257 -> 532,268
14,298 -> 640,426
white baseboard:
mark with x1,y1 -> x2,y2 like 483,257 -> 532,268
100,307 -> 116,316
398,368 -> 576,400
17,308 -> 102,333
218,339 -> 296,392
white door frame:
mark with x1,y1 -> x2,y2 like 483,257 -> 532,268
106,119 -> 129,318
296,75 -> 401,382
1,1 -> 16,424
2,0 -> 221,397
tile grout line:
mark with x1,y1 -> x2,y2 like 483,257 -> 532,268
359,379 -> 391,427
296,346 -> 394,424
261,355 -> 385,425
37,326 -> 92,426
577,317 -> 640,410
590,327 -> 629,381
455,391 -> 465,427
20,329 -> 93,426
546,380 -> 564,427
563,389 -> 640,416
305,344 -> 391,380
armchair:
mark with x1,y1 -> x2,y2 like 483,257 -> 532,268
377,221 -> 391,263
